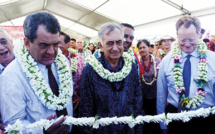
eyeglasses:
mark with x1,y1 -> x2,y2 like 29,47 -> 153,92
124,34 -> 134,41
106,40 -> 123,46
179,39 -> 196,44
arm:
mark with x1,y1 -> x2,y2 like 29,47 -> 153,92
0,75 -> 44,134
156,60 -> 168,130
78,65 -> 94,134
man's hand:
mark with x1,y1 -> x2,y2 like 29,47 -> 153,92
44,114 -> 70,134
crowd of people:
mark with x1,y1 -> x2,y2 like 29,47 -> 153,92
0,11 -> 215,134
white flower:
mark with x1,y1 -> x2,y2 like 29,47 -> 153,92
13,39 -> 73,111
86,51 -> 132,82
172,41 -> 208,109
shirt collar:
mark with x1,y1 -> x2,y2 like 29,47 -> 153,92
181,47 -> 199,58
37,62 -> 54,71
0,63 -> 4,72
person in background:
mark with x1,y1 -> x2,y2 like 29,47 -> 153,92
79,22 -> 144,134
149,44 -> 154,53
0,29 -> 14,134
137,39 -> 161,134
76,38 -> 92,59
157,15 -> 215,134
205,38 -> 215,52
59,32 -> 84,134
93,42 -> 102,59
59,32 -> 70,58
121,23 -> 143,75
0,29 -> 15,75
200,28 -> 205,39
88,43 -> 96,54
152,41 -> 159,56
69,38 -> 76,49
156,35 -> 175,60
0,12 -> 73,134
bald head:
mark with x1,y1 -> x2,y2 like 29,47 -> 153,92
76,38 -> 84,51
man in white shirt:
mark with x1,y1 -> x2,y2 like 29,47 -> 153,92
76,38 -> 92,59
157,16 -> 215,134
0,12 -> 73,134
0,29 -> 15,75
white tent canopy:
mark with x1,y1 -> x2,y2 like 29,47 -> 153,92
0,0 -> 215,41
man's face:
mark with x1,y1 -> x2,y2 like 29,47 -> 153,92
76,38 -> 84,50
101,28 -> 124,61
25,25 -> 59,66
59,35 -> 69,55
177,24 -> 200,54
0,31 -> 14,66
69,40 -> 76,49
123,27 -> 134,51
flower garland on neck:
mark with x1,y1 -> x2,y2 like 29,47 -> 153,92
85,52 -> 133,82
68,48 -> 78,73
14,39 -> 73,110
158,49 -> 166,57
140,54 -> 157,85
172,40 -> 208,109
127,47 -> 136,63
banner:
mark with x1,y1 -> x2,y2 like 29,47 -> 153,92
0,26 -> 24,40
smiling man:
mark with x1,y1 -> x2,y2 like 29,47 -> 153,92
0,12 -> 73,134
79,22 -> 144,134
157,16 -> 215,134
0,29 -> 14,75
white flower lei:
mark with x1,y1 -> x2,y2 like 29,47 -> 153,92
85,52 -> 133,82
172,40 -> 208,109
14,39 -> 73,110
6,106 -> 215,133
127,47 -> 136,62
141,54 -> 157,85
158,49 -> 166,57
68,48 -> 78,72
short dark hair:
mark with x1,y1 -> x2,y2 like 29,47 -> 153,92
121,23 -> 135,31
23,11 -> 60,43
70,38 -> 76,42
150,44 -> 154,48
137,39 -> 150,48
60,32 -> 70,44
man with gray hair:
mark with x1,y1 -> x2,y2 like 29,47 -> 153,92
0,29 -> 15,75
0,28 -> 14,134
76,38 -> 92,60
157,16 -> 215,134
79,22 -> 144,133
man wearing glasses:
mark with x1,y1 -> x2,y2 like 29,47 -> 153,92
79,22 -> 144,134
157,16 -> 215,134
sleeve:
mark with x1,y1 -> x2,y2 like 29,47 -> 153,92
78,65 -> 95,134
132,64 -> 145,134
156,60 -> 168,130
0,75 -> 43,134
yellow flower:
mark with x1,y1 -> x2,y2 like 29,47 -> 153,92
201,51 -> 206,54
181,97 -> 189,106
